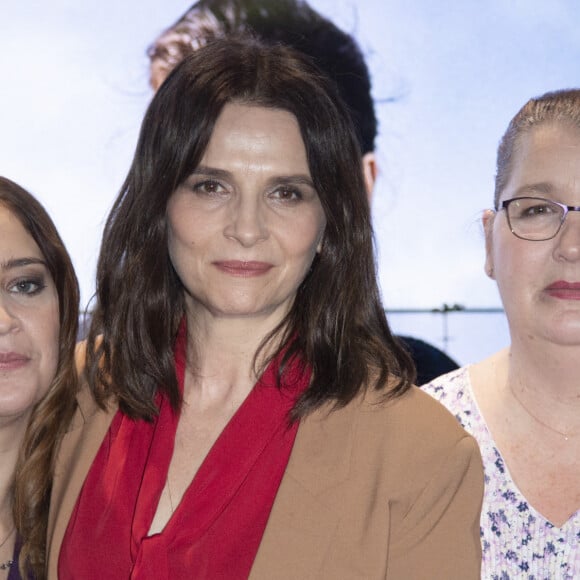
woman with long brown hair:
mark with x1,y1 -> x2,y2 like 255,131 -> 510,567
49,38 -> 483,579
0,176 -> 79,579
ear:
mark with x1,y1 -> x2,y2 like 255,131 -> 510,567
361,152 -> 378,202
482,209 -> 496,279
150,59 -> 168,92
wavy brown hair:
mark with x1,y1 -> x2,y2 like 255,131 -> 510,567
0,177 -> 79,579
87,37 -> 414,421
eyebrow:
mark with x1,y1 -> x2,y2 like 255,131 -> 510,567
193,165 -> 316,189
512,182 -> 555,197
272,175 -> 316,189
1,257 -> 47,271
191,166 -> 231,180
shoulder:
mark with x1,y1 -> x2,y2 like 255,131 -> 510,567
422,349 -> 510,425
69,339 -> 107,427
422,366 -> 471,411
72,336 -> 117,423
48,354 -> 118,578
304,384 -> 481,486
74,338 -> 88,367
359,384 -> 472,444
291,383 -> 483,577
355,388 -> 483,556
356,386 -> 481,477
352,385 -> 483,531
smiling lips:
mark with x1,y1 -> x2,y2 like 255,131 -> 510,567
546,281 -> 580,300
0,352 -> 29,370
213,260 -> 273,277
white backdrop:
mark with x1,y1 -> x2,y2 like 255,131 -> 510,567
2,0 -> 579,363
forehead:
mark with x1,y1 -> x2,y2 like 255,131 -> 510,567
518,122 -> 580,151
504,123 -> 580,196
210,103 -> 302,137
202,103 -> 309,168
0,205 -> 43,261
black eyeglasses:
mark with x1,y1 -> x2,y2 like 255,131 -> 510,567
499,196 -> 580,241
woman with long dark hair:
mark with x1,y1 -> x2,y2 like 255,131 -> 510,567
48,38 -> 483,579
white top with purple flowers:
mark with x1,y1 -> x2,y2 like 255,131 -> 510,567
423,367 -> 580,580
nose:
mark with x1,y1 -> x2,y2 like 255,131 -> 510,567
0,297 -> 19,335
554,211 -> 580,262
223,194 -> 269,247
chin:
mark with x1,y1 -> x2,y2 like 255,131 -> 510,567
509,311 -> 580,348
0,398 -> 37,424
542,318 -> 580,346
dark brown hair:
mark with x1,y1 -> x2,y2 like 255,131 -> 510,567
495,88 -> 580,207
87,37 -> 413,420
0,177 -> 79,579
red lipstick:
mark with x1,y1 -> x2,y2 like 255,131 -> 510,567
213,260 -> 273,277
545,281 -> 580,300
0,352 -> 29,371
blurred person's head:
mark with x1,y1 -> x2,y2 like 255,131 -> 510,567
147,0 -> 378,194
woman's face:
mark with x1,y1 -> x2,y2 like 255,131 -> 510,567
167,103 -> 326,325
484,122 -> 580,346
0,206 -> 60,425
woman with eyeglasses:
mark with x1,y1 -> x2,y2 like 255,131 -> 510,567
424,89 -> 580,579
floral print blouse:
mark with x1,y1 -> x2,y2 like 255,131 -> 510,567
423,367 -> 580,579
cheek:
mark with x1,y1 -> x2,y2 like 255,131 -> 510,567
295,208 -> 326,252
167,218 -> 194,271
167,205 -> 212,256
167,196 -> 200,249
493,238 -> 548,303
286,218 -> 325,263
167,211 -> 188,250
494,245 -> 523,289
35,302 -> 61,401
491,221 -> 523,273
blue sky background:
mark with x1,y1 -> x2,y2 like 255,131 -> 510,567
1,1 -> 579,364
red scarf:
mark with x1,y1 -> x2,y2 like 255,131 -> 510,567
59,325 -> 310,579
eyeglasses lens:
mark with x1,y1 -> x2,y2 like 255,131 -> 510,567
506,198 -> 564,241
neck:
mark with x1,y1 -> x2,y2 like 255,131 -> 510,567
506,340 -> 580,436
509,338 -> 580,400
184,309 -> 286,401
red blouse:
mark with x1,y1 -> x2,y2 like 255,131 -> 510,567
59,327 -> 309,579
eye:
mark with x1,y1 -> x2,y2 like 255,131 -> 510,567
270,186 -> 303,202
192,179 -> 227,196
8,277 -> 46,296
522,202 -> 558,217
509,198 -> 561,220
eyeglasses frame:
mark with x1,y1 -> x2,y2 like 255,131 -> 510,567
498,196 -> 580,241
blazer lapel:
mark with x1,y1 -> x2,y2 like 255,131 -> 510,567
250,400 -> 358,579
47,386 -> 117,579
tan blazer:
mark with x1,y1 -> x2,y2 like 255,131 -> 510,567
47,384 -> 483,579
